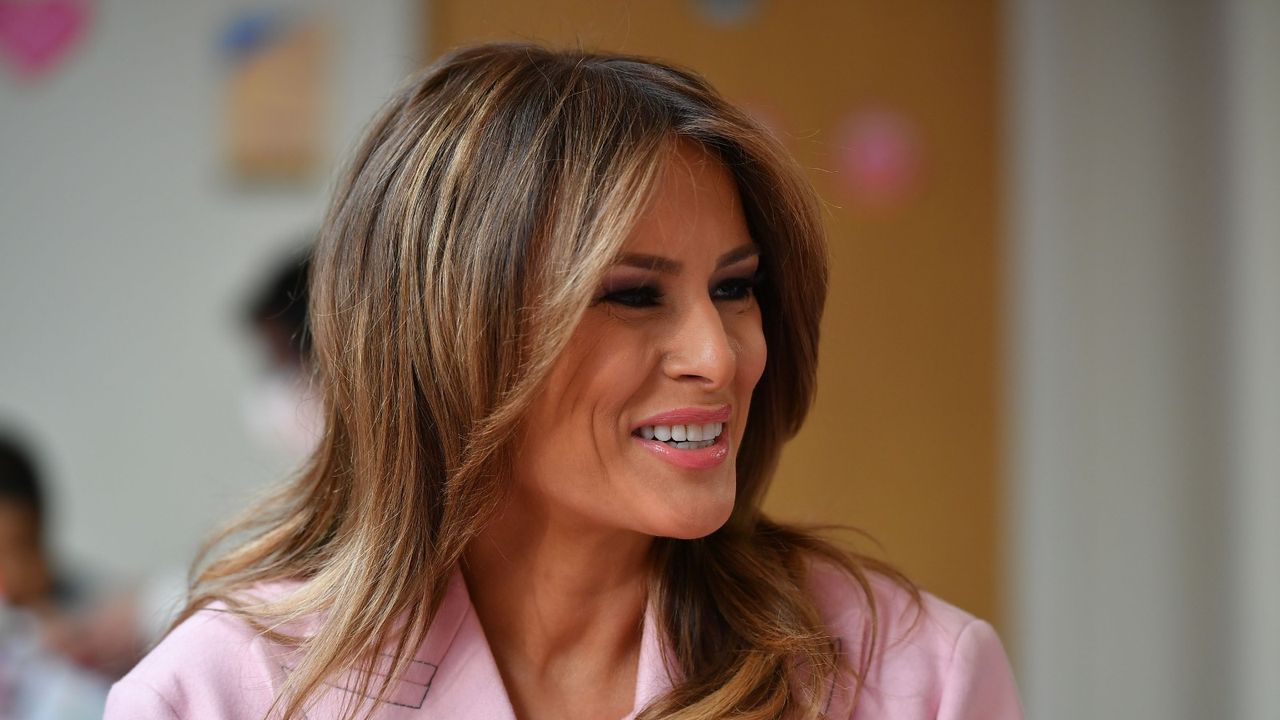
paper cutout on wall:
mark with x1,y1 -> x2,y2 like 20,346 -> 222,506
0,0 -> 91,82
834,107 -> 922,209
220,9 -> 331,185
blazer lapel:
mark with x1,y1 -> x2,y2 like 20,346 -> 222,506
622,600 -> 678,719
405,568 -> 678,719
410,569 -> 518,719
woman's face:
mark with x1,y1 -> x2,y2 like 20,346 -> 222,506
513,141 -> 766,540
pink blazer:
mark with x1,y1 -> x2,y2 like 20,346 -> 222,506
104,563 -> 1021,718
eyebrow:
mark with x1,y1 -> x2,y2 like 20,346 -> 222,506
613,243 -> 760,274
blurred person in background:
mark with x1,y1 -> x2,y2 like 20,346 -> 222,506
241,246 -> 322,465
0,433 -> 108,719
0,247 -> 320,706
40,245 -> 323,687
0,435 -> 62,613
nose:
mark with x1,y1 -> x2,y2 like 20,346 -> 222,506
661,298 -> 736,390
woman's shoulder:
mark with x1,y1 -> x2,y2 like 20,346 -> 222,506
805,557 -> 974,656
805,558 -> 1023,720
104,581 -> 302,720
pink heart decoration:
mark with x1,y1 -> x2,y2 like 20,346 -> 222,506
835,108 -> 922,209
0,0 -> 89,81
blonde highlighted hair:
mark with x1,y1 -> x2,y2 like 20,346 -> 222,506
181,43 -> 914,719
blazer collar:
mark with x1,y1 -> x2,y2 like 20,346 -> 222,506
406,568 -> 677,719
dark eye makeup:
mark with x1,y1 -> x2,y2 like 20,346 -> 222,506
594,269 -> 765,309
600,285 -> 665,308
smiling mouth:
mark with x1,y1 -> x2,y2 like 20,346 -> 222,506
633,422 -> 725,450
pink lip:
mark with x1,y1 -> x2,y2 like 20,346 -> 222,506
633,405 -> 732,429
631,404 -> 733,471
634,430 -> 730,470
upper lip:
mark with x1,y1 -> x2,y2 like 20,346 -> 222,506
633,404 -> 732,429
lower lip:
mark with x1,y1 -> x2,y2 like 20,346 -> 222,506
632,429 -> 730,470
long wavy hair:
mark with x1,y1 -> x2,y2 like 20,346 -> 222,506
180,43 -> 913,720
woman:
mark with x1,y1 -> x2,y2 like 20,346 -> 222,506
105,44 -> 1021,719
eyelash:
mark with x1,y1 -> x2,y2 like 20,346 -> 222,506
597,270 -> 764,309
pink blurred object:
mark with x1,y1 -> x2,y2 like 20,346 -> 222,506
836,107 -> 922,209
0,0 -> 90,81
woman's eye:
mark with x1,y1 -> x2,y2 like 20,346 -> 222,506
712,273 -> 761,301
600,285 -> 663,308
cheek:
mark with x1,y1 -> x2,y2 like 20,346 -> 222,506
524,319 -> 649,456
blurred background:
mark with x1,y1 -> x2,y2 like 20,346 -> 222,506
0,0 -> 1275,718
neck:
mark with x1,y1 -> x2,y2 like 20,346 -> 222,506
462,492 -> 652,675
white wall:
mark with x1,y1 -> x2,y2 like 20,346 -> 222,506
1009,0 -> 1278,718
1224,2 -> 1280,717
0,1 -> 417,580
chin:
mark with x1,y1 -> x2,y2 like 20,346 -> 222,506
645,491 -> 736,540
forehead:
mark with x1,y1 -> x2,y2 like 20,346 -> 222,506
620,140 -> 752,257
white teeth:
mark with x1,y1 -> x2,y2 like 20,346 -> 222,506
637,422 -> 725,448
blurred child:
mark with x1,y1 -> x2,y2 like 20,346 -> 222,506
0,436 -> 55,611
241,246 -> 322,464
0,433 -> 108,719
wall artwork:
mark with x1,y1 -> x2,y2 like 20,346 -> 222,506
834,107 -> 923,210
219,8 -> 331,185
0,0 -> 92,83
